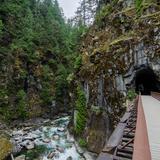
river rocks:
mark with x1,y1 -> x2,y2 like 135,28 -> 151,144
23,127 -> 32,131
47,151 -> 56,159
9,116 -> 86,159
42,138 -> 51,143
43,119 -> 50,124
12,130 -> 24,136
26,142 -> 34,150
75,142 -> 84,154
57,127 -> 65,132
56,146 -> 65,153
52,134 -> 60,140
15,155 -> 25,160
66,156 -> 73,160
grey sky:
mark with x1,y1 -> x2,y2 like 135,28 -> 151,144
58,0 -> 80,18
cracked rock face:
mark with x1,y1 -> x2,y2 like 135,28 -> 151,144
77,0 -> 160,153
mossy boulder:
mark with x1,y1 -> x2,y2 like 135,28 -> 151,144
0,136 -> 12,160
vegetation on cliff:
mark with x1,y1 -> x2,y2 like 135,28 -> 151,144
0,0 -> 86,121
74,85 -> 87,135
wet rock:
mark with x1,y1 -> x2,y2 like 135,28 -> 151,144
66,156 -> 73,160
23,127 -> 32,131
47,151 -> 56,159
23,132 -> 39,141
26,142 -> 34,150
83,152 -> 96,160
42,138 -> 51,143
56,146 -> 65,153
65,143 -> 72,148
54,152 -> 60,158
15,155 -> 25,160
14,136 -> 23,142
75,142 -> 84,154
52,134 -> 60,140
43,119 -> 50,124
12,130 -> 24,136
57,127 -> 65,132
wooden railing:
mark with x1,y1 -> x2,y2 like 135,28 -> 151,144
151,92 -> 160,101
132,96 -> 151,160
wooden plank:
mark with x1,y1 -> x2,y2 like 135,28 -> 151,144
103,123 -> 126,152
97,153 -> 113,160
151,92 -> 160,101
133,96 -> 151,160
120,112 -> 131,123
141,96 -> 160,160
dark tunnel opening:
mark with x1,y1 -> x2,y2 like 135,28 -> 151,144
135,67 -> 160,95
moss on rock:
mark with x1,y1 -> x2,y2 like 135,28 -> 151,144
0,136 -> 12,160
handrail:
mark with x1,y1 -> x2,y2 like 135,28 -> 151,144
132,96 -> 151,160
151,92 -> 160,101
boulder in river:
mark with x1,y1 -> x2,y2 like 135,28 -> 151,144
66,156 -> 73,160
0,137 -> 12,160
47,151 -> 56,159
57,127 -> 65,132
26,142 -> 35,150
52,134 -> 60,140
15,155 -> 25,160
42,138 -> 51,143
56,146 -> 65,153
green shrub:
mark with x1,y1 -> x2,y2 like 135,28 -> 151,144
55,64 -> 68,103
95,4 -> 113,26
17,90 -> 28,120
67,73 -> 74,84
0,107 -> 12,122
74,55 -> 82,70
78,138 -> 87,148
135,0 -> 143,15
74,85 -> 87,135
0,20 -> 3,36
127,89 -> 137,101
41,81 -> 53,105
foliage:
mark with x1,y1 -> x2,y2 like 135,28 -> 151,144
78,138 -> 87,148
55,64 -> 68,103
95,4 -> 112,26
127,89 -> 137,101
74,85 -> 87,135
41,81 -> 53,105
67,73 -> 74,84
0,0 -> 86,120
74,55 -> 82,70
135,0 -> 143,15
0,19 -> 3,36
17,90 -> 28,120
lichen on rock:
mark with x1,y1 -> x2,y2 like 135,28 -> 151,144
0,136 -> 12,160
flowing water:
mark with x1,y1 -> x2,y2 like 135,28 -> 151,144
12,116 -> 86,160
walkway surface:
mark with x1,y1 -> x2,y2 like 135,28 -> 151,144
141,96 -> 160,160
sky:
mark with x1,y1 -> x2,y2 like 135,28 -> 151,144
58,0 -> 80,19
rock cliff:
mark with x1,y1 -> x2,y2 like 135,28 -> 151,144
75,0 -> 160,153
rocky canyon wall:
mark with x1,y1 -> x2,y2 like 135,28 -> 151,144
76,0 -> 160,153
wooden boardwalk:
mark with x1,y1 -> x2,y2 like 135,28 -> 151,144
97,93 -> 160,160
141,96 -> 160,160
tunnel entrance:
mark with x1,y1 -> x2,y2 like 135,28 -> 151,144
135,67 -> 160,95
